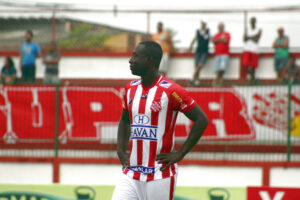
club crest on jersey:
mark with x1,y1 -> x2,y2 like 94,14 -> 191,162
131,124 -> 158,141
130,80 -> 141,86
159,80 -> 171,88
150,100 -> 162,112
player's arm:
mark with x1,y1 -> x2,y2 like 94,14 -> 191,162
117,110 -> 131,169
157,104 -> 209,171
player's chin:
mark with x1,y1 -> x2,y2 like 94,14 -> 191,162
131,69 -> 141,76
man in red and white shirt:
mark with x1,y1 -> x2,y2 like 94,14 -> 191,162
112,41 -> 209,200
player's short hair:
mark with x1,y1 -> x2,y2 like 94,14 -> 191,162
139,41 -> 162,69
26,30 -> 33,37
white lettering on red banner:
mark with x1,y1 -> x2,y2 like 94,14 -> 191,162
1,86 -> 299,144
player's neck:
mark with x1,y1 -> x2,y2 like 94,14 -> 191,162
141,71 -> 160,88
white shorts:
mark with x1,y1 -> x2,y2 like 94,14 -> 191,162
112,173 -> 177,200
159,53 -> 170,74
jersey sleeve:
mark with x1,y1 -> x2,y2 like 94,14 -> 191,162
171,85 -> 196,113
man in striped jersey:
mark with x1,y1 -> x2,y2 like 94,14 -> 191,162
112,41 -> 209,200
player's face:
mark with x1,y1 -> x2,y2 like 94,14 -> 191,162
129,45 -> 147,76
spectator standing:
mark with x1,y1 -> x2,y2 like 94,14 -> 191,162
212,23 -> 231,86
273,27 -> 289,82
242,17 -> 262,83
282,55 -> 300,83
1,57 -> 17,84
189,21 -> 210,86
43,42 -> 60,84
20,30 -> 41,83
152,22 -> 173,77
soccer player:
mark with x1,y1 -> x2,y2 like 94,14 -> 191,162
112,41 -> 209,200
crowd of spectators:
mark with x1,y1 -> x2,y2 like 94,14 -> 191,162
0,19 -> 299,85
1,29 -> 60,85
186,17 -> 299,86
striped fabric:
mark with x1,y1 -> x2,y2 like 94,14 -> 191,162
122,75 -> 196,181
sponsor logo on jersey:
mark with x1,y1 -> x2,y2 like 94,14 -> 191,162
130,80 -> 141,86
127,166 -> 155,174
131,125 -> 157,141
134,114 -> 150,125
172,91 -> 182,103
159,80 -> 171,88
141,94 -> 148,99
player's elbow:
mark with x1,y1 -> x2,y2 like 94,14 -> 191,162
195,113 -> 209,129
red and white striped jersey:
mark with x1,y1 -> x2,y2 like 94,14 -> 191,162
122,75 -> 196,182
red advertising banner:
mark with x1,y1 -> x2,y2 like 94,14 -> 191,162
247,187 -> 300,200
0,85 -> 275,144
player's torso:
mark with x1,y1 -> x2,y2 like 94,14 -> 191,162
124,77 -> 179,181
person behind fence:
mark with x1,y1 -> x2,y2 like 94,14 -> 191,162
212,22 -> 230,86
272,27 -> 289,83
43,42 -> 61,84
1,56 -> 17,84
152,22 -> 173,77
282,55 -> 300,83
242,17 -> 262,83
112,41 -> 208,200
188,20 -> 210,86
20,30 -> 41,83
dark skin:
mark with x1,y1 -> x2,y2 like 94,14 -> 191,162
117,44 -> 209,171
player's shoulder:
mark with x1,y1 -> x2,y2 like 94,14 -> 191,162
125,79 -> 141,88
158,76 -> 185,92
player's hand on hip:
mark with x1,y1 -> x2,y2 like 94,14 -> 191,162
156,152 -> 183,171
117,151 -> 129,170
